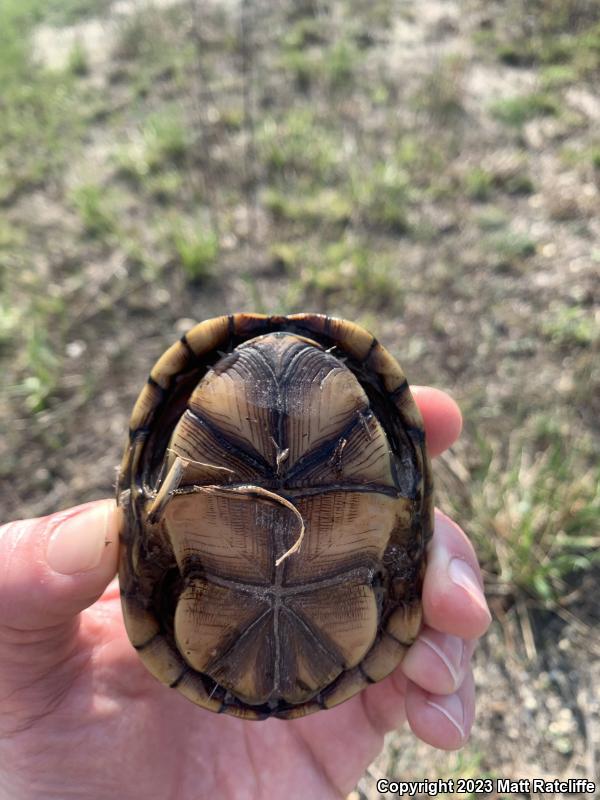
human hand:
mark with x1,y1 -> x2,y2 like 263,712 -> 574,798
0,387 -> 490,800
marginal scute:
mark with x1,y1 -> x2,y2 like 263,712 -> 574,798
121,595 -> 160,647
287,312 -> 328,336
366,341 -> 408,395
322,667 -> 368,709
330,319 -> 376,360
185,316 -> 230,356
130,381 -> 165,433
118,312 -> 434,720
134,632 -> 188,686
220,703 -> 269,721
393,385 -> 426,432
361,633 -> 407,682
275,700 -> 322,720
176,671 -> 224,713
150,340 -> 192,390
119,434 -> 146,498
233,313 -> 270,338
385,602 -> 423,646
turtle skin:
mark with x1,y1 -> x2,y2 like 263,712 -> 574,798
117,313 -> 434,720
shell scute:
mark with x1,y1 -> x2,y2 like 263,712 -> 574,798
184,315 -> 230,355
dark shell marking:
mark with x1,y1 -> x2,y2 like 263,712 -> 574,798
117,313 -> 434,720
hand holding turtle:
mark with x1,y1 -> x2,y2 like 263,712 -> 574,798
0,387 -> 491,800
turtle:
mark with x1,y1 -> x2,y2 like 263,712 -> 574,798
117,312 -> 434,720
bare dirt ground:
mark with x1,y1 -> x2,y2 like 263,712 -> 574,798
1,0 -> 599,797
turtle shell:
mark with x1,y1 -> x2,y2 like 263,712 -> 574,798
117,313 -> 434,720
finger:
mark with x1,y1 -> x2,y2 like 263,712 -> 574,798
423,510 -> 492,639
401,626 -> 477,695
0,500 -> 120,650
411,386 -> 462,457
405,667 -> 475,750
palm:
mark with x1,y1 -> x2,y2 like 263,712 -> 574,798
6,581 -> 391,799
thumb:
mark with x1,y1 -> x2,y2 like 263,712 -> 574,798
0,499 -> 120,642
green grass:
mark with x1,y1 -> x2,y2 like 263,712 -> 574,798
263,129 -> 448,236
0,0 -> 113,30
18,325 -> 62,413
475,206 -> 509,231
38,0 -> 114,26
490,92 -> 560,127
280,34 -> 362,92
540,64 -> 579,89
0,219 -> 24,251
67,40 -> 89,76
3,284 -> 67,413
351,162 -> 411,234
266,234 -> 403,314
258,109 -> 340,181
478,1 -> 600,83
113,11 -> 160,60
0,298 -> 21,352
290,236 -> 404,313
497,169 -> 534,196
269,243 -> 299,273
0,0 -> 87,211
143,110 -> 188,169
281,17 -> 325,50
323,39 -> 361,89
111,5 -> 193,83
485,230 -> 536,269
264,186 -> 352,227
467,432 -> 600,608
171,225 -> 219,284
114,109 -> 188,183
383,135 -> 455,207
281,48 -> 317,92
464,168 -> 494,201
465,163 -> 533,200
353,0 -> 395,29
71,184 -> 118,239
0,1 -> 83,202
331,242 -> 402,311
113,141 -> 150,183
542,306 -> 600,348
414,55 -> 466,123
145,170 -> 184,204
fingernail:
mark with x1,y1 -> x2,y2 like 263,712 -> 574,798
448,557 -> 492,622
420,633 -> 464,690
426,692 -> 465,739
46,503 -> 110,575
